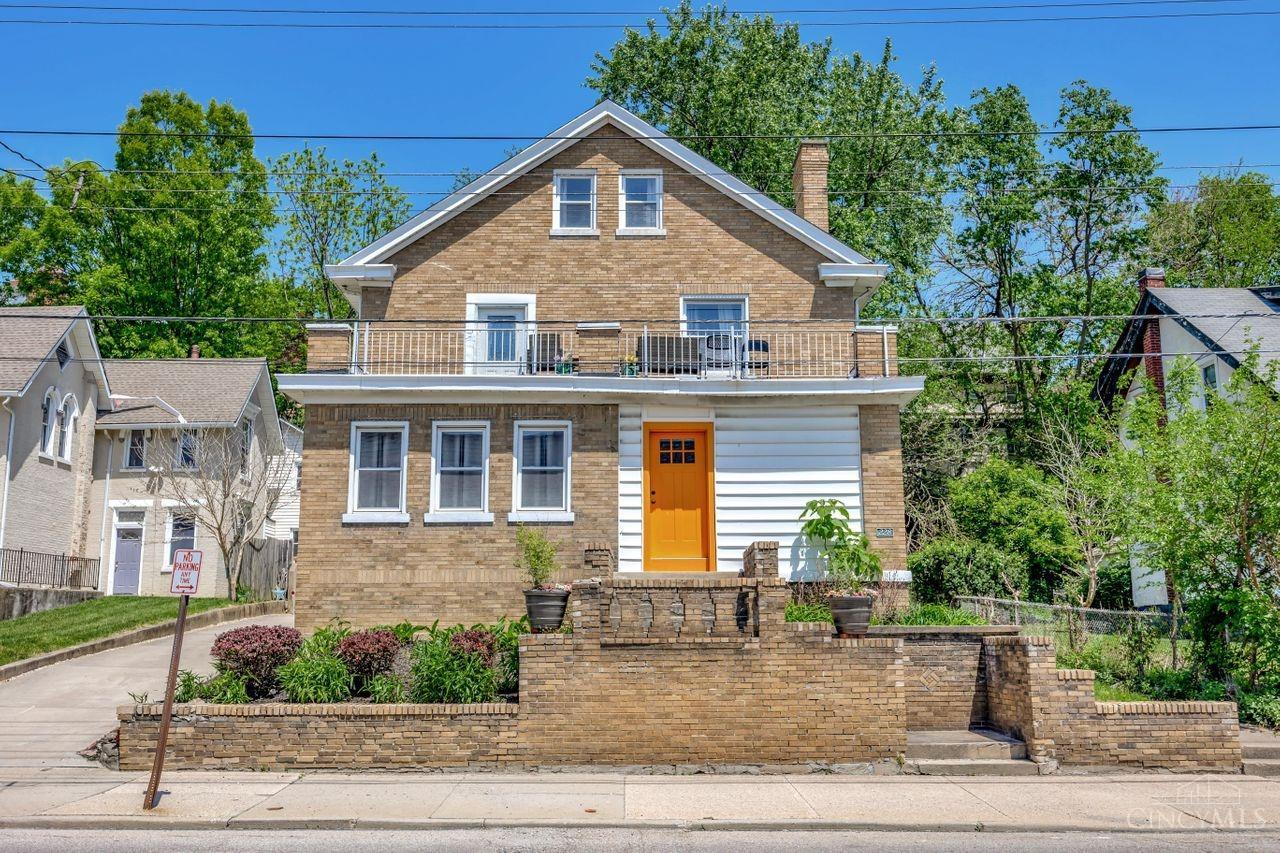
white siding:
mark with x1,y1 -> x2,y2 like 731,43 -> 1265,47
265,421 -> 302,541
617,403 -> 862,578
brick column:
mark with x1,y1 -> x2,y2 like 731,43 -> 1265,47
569,579 -> 602,638
740,541 -> 779,578
582,542 -> 614,576
306,323 -> 353,373
853,328 -> 898,378
858,406 -> 908,572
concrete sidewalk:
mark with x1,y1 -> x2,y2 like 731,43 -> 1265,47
2,768 -> 1279,833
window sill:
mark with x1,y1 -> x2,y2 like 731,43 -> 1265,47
342,511 -> 410,525
549,227 -> 599,237
423,511 -> 495,525
507,510 -> 576,523
615,227 -> 666,237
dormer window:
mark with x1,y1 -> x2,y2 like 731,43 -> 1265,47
55,341 -> 71,369
552,170 -> 596,235
618,170 -> 663,235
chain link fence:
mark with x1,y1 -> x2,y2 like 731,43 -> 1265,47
956,595 -> 1174,638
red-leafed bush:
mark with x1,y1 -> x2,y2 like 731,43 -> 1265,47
210,625 -> 302,693
336,629 -> 400,680
449,628 -> 497,665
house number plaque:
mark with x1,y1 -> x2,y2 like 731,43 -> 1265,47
875,528 -> 894,538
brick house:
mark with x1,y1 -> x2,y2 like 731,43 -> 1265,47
280,100 -> 925,631
0,306 -> 286,599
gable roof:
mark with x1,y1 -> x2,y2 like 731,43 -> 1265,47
97,358 -> 272,428
0,306 -> 111,398
1094,286 -> 1280,403
336,100 -> 877,272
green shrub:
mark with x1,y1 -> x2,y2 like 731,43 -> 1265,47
373,619 -> 426,646
950,460 -> 1079,601
201,671 -> 250,704
798,498 -> 881,593
410,628 -> 498,703
785,600 -> 833,623
908,538 -> 1029,604
277,655 -> 352,703
1240,693 -> 1280,729
297,619 -> 351,660
368,673 -> 407,704
878,603 -> 987,626
515,525 -> 561,589
489,617 -> 526,696
175,669 -> 202,703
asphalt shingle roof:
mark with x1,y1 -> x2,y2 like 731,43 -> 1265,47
98,359 -> 266,426
1150,288 -> 1280,379
0,306 -> 87,394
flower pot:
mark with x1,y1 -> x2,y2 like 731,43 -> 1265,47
829,594 -> 873,637
524,588 -> 570,633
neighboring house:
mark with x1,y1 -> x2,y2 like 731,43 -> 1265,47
87,358 -> 283,598
1095,267 -> 1280,607
0,307 -> 110,585
279,100 -> 925,630
265,418 -> 302,549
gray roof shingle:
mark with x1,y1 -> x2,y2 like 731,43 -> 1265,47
0,306 -> 88,394
1150,288 -> 1280,379
98,359 -> 267,426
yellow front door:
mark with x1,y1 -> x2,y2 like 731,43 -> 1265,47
644,424 -> 715,572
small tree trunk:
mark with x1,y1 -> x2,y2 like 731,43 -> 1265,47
224,543 -> 243,603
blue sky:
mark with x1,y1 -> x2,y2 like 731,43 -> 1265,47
3,3 -> 1279,207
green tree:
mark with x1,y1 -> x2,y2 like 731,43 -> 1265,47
1147,172 -> 1280,289
588,2 -> 954,300
4,91 -> 288,362
1108,356 -> 1280,686
950,459 -> 1081,602
273,147 -> 410,319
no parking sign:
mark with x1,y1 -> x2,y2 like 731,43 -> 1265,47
169,549 -> 202,595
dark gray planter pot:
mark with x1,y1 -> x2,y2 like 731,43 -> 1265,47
829,594 -> 873,637
524,588 -> 570,633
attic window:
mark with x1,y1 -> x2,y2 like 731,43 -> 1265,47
55,341 -> 71,369
552,170 -> 597,235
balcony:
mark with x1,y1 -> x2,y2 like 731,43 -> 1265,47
307,321 -> 899,380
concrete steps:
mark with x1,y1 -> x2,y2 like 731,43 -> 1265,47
1241,728 -> 1280,775
905,728 -> 1043,776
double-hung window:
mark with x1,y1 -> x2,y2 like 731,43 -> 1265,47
124,429 -> 147,470
240,419 -> 254,475
426,422 -> 492,523
552,170 -> 596,234
511,422 -> 573,521
618,170 -> 663,234
39,388 -> 56,455
346,422 -> 409,523
174,430 -> 198,470
165,513 -> 196,573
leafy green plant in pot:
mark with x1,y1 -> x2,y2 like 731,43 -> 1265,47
799,498 -> 882,637
516,525 -> 570,632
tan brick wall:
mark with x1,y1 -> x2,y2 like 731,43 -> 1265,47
792,140 -> 830,232
305,324 -> 353,373
858,405 -> 908,572
295,403 -> 618,632
899,635 -> 988,730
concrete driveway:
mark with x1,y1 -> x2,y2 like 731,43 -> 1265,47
0,611 -> 293,769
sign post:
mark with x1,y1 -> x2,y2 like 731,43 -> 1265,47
143,549 -> 202,811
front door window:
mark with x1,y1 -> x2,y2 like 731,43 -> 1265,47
644,427 -> 713,572
684,298 -> 747,375
471,305 -> 528,374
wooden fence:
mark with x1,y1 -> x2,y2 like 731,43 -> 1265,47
238,538 -> 294,600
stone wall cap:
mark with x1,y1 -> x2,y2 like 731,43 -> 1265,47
868,625 -> 1020,637
118,701 -> 520,719
1094,700 -> 1238,716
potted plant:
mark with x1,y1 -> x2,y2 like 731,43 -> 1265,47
799,498 -> 883,637
516,525 -> 570,632
620,353 -> 640,376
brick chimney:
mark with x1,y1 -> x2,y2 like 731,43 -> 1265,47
792,138 -> 829,232
1137,267 -> 1166,404
188,344 -> 201,359
1138,266 -> 1166,292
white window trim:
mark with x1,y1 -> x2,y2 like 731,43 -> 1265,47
162,510 -> 198,574
679,294 -> 750,334
240,417 -> 254,478
38,386 -> 58,459
551,169 -> 598,236
425,420 -> 494,523
122,429 -> 148,472
344,420 -> 410,524
57,393 -> 78,463
464,293 -> 538,376
173,429 -> 199,471
616,169 -> 665,236
509,420 -> 574,522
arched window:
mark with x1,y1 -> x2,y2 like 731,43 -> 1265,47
39,388 -> 57,455
57,394 -> 78,462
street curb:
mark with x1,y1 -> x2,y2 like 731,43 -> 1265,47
0,816 -> 1275,833
0,600 -> 290,683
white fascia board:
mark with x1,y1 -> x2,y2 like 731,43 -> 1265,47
323,263 -> 396,283
340,100 -> 874,268
819,263 -> 890,287
277,372 -> 925,408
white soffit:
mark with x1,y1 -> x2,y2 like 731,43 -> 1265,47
338,100 -> 876,269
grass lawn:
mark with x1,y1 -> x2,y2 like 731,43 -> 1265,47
1093,681 -> 1154,702
0,596 -> 233,666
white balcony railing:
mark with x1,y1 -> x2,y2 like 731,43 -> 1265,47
350,321 -> 895,379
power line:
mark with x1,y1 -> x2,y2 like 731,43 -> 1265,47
3,122 -> 1280,142
0,0 -> 1252,16
1,6 -> 1277,28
